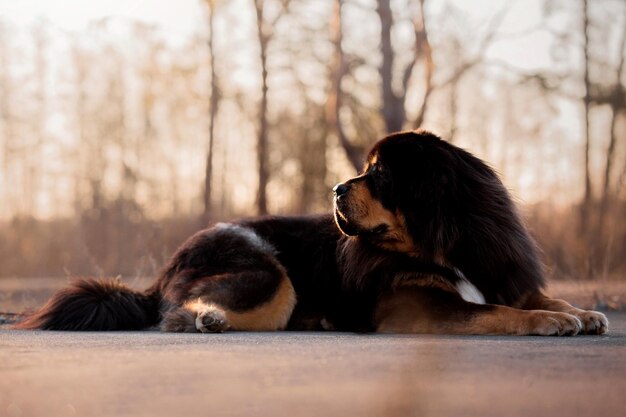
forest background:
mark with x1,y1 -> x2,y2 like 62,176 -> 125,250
0,0 -> 624,284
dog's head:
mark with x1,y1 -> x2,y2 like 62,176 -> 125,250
333,130 -> 461,256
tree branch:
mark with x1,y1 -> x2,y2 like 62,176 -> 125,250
408,0 -> 434,130
327,0 -> 363,171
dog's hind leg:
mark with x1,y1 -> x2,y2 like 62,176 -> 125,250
156,223 -> 297,333
160,271 -> 296,333
188,272 -> 296,332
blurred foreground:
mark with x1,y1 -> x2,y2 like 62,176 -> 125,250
1,314 -> 625,417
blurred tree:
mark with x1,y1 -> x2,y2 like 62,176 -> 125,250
598,6 -> 626,226
253,0 -> 291,215
70,43 -> 105,214
29,24 -> 48,216
329,0 -> 505,171
0,22 -> 15,218
581,0 -> 593,236
516,0 -> 626,276
595,5 -> 626,274
327,0 -> 364,171
0,1 -> 624,280
377,0 -> 433,133
202,0 -> 220,220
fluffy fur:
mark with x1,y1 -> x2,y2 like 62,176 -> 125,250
16,130 -> 608,335
15,278 -> 159,330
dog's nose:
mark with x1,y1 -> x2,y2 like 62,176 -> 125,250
333,183 -> 349,197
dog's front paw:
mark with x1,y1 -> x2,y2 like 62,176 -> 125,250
573,310 -> 608,335
528,311 -> 582,336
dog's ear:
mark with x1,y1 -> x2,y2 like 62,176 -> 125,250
430,171 -> 453,200
401,166 -> 460,256
405,157 -> 456,204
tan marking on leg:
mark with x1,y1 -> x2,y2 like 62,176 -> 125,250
375,286 -> 582,336
523,292 -> 608,335
222,277 -> 296,331
183,275 -> 296,332
464,308 -> 582,336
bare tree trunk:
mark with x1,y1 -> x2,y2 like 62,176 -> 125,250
204,0 -> 219,219
70,45 -> 100,214
377,0 -> 405,133
376,0 -> 434,132
297,113 -> 327,214
448,40 -> 461,142
254,0 -> 270,215
31,26 -> 48,217
413,0 -> 507,130
328,0 -> 434,169
327,0 -> 363,171
0,24 -> 14,218
598,7 -> 626,233
596,8 -> 626,269
449,82 -> 458,141
410,0 -> 434,130
601,109 -> 620,207
581,0 -> 593,236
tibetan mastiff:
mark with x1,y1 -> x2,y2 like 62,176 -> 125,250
17,130 -> 608,335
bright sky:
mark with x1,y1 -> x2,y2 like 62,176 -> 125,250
0,0 -> 560,74
1,0 -> 204,42
0,0 -> 598,216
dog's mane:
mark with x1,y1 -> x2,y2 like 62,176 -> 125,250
367,132 -> 546,305
337,236 -> 462,292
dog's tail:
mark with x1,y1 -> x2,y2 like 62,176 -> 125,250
14,278 -> 161,331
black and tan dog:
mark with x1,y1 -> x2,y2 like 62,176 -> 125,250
17,131 -> 608,335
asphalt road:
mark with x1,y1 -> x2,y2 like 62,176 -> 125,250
1,313 -> 625,417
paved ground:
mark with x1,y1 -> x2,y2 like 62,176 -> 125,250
1,314 -> 625,417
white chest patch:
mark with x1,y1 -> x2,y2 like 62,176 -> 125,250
455,277 -> 486,305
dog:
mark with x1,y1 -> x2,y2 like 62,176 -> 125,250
16,130 -> 608,335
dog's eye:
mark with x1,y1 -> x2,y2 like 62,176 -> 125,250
360,164 -> 379,177
367,163 -> 394,206
371,165 -> 384,176
370,164 -> 389,187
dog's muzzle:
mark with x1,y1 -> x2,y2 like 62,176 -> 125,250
333,183 -> 359,236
